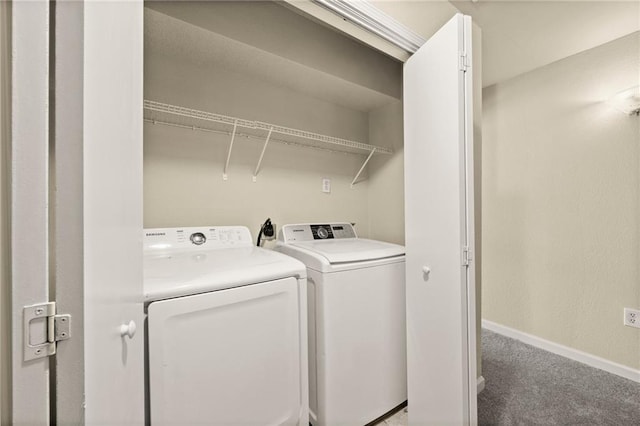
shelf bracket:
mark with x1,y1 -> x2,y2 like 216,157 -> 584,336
253,126 -> 273,182
351,148 -> 376,188
223,120 -> 238,181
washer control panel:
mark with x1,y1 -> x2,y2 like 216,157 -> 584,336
279,223 -> 357,242
144,226 -> 252,252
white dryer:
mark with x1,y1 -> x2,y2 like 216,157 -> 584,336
275,223 -> 406,426
143,226 -> 309,425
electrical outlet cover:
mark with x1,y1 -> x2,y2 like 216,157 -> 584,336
623,308 -> 640,329
322,178 -> 331,193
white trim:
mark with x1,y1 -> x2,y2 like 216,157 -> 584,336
11,1 -> 51,424
282,1 -> 415,62
311,0 -> 426,53
476,376 -> 485,394
482,320 -> 640,384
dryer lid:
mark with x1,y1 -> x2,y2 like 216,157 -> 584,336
288,238 -> 405,264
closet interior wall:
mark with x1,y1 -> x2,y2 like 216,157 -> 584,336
143,1 -> 403,242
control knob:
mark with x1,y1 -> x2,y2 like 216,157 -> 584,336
317,227 -> 329,239
190,232 -> 206,245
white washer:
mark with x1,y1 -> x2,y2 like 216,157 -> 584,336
275,223 -> 406,426
144,226 -> 309,425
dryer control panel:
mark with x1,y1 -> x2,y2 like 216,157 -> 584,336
144,226 -> 252,252
278,223 -> 357,243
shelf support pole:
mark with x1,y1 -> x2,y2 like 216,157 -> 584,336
351,148 -> 376,188
253,126 -> 273,182
223,120 -> 238,180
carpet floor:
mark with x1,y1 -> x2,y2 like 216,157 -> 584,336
479,329 -> 640,425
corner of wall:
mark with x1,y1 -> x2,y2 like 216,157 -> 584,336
366,100 -> 405,245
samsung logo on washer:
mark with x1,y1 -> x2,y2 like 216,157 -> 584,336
145,232 -> 166,237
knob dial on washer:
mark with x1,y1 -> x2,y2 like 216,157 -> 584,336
317,227 -> 329,239
190,232 -> 206,245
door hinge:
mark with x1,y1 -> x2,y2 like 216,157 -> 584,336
459,52 -> 470,72
462,246 -> 473,266
23,302 -> 71,361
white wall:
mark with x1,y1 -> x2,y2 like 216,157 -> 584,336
482,32 -> 640,370
144,37 -> 376,240
0,1 -> 10,422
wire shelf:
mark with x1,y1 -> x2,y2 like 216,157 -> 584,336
143,100 -> 393,156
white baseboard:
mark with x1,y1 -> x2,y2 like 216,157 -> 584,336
482,320 -> 640,384
477,376 -> 485,394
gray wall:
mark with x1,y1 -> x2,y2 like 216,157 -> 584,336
482,32 -> 640,370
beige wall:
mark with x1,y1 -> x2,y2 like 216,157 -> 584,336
144,38 -> 377,241
482,32 -> 640,370
146,1 -> 402,99
1,0 -> 10,422
367,100 -> 404,245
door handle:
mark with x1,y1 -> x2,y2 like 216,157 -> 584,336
120,320 -> 137,339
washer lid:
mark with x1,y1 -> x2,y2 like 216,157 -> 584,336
144,246 -> 306,302
288,238 -> 405,264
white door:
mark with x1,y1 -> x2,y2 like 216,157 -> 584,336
11,0 -> 145,424
404,13 -> 477,425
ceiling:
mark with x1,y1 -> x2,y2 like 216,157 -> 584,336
452,0 -> 640,87
372,0 -> 640,87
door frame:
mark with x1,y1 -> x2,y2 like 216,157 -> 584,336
53,1 -> 86,423
7,0 -> 478,423
9,0 -> 146,424
9,0 -> 51,423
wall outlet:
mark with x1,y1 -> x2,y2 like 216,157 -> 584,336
322,178 -> 331,193
623,308 -> 640,328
